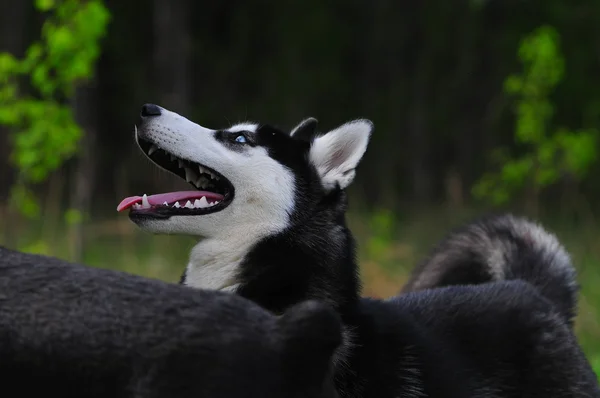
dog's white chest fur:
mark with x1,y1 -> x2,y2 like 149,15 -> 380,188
183,238 -> 254,292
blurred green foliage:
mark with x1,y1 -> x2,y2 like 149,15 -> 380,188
364,208 -> 397,271
0,0 -> 109,218
474,26 -> 599,205
593,354 -> 600,377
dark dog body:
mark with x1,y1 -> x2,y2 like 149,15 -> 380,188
338,281 -> 597,397
0,246 -> 341,398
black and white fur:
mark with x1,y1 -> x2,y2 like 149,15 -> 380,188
401,214 -> 579,326
127,104 -> 600,398
0,246 -> 342,398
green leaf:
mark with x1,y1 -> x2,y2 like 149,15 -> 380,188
471,24 -> 596,205
0,53 -> 18,75
504,75 -> 522,94
0,0 -> 110,218
500,157 -> 533,185
9,184 -> 41,219
35,0 -> 55,11
64,208 -> 83,225
557,129 -> 599,178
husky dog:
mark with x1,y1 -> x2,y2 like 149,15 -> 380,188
0,246 -> 342,398
119,103 -> 600,398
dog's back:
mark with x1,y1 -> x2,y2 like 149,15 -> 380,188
0,247 -> 341,398
335,281 -> 600,398
395,281 -> 599,396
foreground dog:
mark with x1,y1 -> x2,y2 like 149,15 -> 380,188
119,104 -> 600,397
0,246 -> 342,398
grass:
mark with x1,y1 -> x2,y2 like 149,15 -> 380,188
2,205 -> 599,378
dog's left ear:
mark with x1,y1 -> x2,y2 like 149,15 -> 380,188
309,119 -> 373,191
290,117 -> 318,141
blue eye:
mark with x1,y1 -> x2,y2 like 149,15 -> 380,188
234,134 -> 247,143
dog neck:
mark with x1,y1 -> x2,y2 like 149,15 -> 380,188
183,235 -> 255,292
183,219 -> 360,313
182,212 -> 363,387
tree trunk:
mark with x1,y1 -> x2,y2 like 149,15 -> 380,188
152,0 -> 192,192
408,52 -> 433,203
451,4 -> 478,205
0,0 -> 29,248
69,82 -> 98,262
152,0 -> 191,114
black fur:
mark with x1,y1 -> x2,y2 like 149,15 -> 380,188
338,280 -> 600,397
0,246 -> 342,398
291,118 -> 319,142
228,124 -> 362,318
176,123 -> 599,397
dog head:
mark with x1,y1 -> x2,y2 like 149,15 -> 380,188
118,104 -> 372,244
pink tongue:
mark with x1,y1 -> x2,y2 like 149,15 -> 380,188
117,191 -> 224,212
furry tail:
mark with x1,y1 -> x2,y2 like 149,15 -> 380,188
401,214 -> 579,326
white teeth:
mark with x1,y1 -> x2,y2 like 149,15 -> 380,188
184,200 -> 194,209
173,201 -> 181,208
198,196 -> 209,208
163,201 -> 168,206
194,199 -> 202,208
178,159 -> 185,168
185,167 -> 196,183
141,194 -> 151,209
133,203 -> 141,209
197,165 -> 219,180
195,176 -> 209,188
148,145 -> 158,156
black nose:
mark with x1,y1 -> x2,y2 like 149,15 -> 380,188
141,103 -> 162,117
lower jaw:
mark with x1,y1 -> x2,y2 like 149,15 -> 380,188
128,199 -> 232,220
129,209 -> 223,221
129,211 -> 172,221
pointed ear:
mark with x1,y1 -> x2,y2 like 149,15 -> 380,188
309,119 -> 373,190
290,117 -> 318,141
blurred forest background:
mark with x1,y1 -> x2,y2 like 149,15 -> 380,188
0,0 -> 599,376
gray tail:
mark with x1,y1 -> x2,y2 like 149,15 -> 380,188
401,214 -> 579,326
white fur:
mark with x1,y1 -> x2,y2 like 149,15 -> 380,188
134,107 -> 296,291
309,120 -> 373,190
228,123 -> 258,133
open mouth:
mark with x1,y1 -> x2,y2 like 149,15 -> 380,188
116,136 -> 234,218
